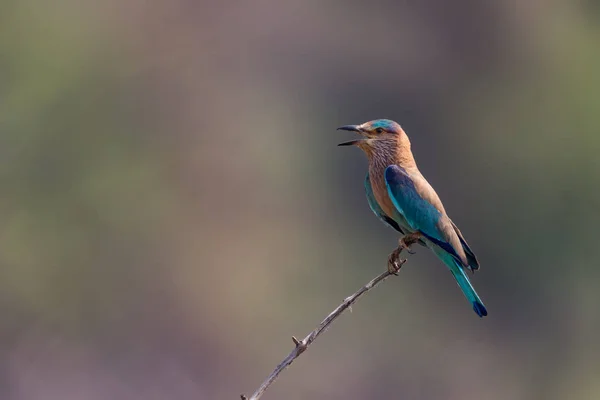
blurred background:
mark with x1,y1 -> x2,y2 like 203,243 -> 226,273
1,1 -> 600,399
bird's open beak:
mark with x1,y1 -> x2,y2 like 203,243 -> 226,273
337,124 -> 365,147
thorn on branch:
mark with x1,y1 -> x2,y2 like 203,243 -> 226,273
292,336 -> 307,353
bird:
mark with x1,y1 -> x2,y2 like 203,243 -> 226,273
337,119 -> 487,317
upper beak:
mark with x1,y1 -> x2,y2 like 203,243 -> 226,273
337,124 -> 361,132
337,124 -> 364,147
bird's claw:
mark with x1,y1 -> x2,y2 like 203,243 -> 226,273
387,248 -> 406,275
387,233 -> 421,275
398,233 -> 421,255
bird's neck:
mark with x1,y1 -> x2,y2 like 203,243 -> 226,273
367,135 -> 417,172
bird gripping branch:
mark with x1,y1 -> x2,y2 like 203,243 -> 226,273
338,119 -> 487,317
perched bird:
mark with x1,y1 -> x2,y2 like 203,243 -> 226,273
338,119 -> 487,317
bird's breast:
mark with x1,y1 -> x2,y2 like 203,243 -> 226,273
368,164 -> 399,223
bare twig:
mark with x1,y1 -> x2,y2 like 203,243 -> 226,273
241,246 -> 410,400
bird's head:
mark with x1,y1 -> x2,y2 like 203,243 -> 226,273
337,119 -> 407,156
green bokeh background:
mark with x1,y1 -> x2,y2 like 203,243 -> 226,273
2,2 -> 599,399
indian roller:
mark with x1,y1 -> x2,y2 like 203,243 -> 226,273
337,119 -> 487,317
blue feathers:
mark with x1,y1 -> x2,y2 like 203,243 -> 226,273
384,165 -> 443,241
384,165 -> 487,318
420,233 -> 463,264
369,119 -> 399,131
442,250 -> 488,318
473,302 -> 488,318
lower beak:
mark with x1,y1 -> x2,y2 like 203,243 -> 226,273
337,140 -> 362,147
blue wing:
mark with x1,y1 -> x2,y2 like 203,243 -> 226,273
364,173 -> 404,233
384,165 -> 463,264
385,165 -> 487,317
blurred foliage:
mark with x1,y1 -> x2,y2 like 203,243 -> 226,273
1,1 -> 599,399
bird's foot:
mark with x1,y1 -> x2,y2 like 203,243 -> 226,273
398,232 -> 422,255
387,233 -> 422,275
387,247 -> 406,275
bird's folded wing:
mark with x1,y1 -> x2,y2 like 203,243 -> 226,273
384,165 -> 466,266
451,221 -> 480,271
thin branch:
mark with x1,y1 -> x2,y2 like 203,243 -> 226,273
241,247 -> 409,400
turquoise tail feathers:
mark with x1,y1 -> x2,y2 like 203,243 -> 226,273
432,246 -> 488,317
449,260 -> 487,317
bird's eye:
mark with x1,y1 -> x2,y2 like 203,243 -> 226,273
375,128 -> 384,134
